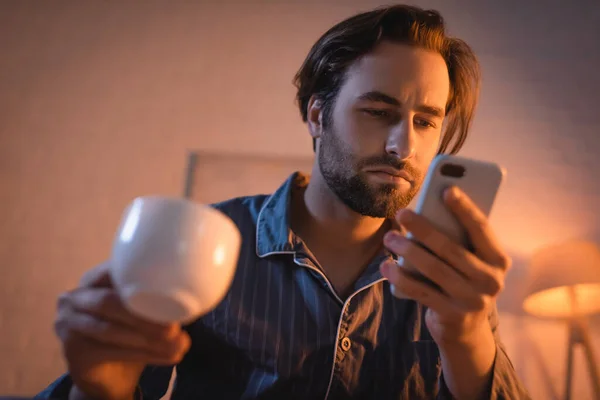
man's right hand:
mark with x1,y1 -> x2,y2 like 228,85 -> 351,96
54,262 -> 191,400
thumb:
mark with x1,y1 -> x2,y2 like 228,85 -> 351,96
79,261 -> 114,288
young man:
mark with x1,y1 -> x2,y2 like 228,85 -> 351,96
39,4 -> 530,400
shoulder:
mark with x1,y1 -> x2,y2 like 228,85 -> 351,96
208,194 -> 270,231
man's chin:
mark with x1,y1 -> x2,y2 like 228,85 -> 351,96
377,191 -> 416,214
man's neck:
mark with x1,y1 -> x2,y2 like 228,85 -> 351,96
290,171 -> 391,298
303,177 -> 387,250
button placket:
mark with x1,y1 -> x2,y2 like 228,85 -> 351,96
335,303 -> 350,365
340,336 -> 352,352
323,281 -> 387,400
335,300 -> 355,364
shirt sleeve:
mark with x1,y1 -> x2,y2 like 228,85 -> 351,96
34,366 -> 173,400
34,373 -> 73,399
486,342 -> 532,400
436,306 -> 532,400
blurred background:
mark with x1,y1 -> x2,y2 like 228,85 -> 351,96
1,0 -> 599,398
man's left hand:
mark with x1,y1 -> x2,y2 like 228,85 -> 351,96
380,186 -> 511,347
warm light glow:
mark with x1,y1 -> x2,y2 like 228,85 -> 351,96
523,283 -> 600,318
523,240 -> 600,318
213,244 -> 226,266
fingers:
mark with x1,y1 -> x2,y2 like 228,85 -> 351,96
383,187 -> 509,326
62,288 -> 177,338
384,234 -> 495,310
64,333 -> 190,366
79,261 -> 114,288
55,306 -> 189,363
442,187 -> 511,270
74,263 -> 176,336
56,275 -> 191,367
386,223 -> 504,297
380,260 -> 460,318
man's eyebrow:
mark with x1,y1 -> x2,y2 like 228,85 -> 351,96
357,90 -> 445,118
357,91 -> 400,106
415,104 -> 445,118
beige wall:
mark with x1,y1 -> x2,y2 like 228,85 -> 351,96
1,1 -> 599,398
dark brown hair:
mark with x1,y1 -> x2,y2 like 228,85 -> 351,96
293,4 -> 481,154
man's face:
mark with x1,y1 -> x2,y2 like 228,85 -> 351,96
317,41 -> 450,218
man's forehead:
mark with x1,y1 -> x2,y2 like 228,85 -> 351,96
341,43 -> 450,106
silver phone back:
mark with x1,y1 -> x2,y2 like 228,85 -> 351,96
410,154 -> 505,247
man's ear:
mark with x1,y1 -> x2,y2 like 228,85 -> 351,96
307,95 -> 324,142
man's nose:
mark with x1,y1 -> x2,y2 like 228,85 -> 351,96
385,120 -> 415,160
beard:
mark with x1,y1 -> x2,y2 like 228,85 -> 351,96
318,127 -> 423,219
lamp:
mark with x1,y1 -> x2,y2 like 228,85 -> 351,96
523,240 -> 600,400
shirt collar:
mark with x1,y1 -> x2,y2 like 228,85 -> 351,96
255,172 -> 308,258
255,171 -> 399,266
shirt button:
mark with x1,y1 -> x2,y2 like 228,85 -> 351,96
340,337 -> 352,351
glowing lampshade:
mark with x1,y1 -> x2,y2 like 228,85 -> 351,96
523,241 -> 600,318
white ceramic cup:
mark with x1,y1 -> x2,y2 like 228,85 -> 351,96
110,196 -> 241,324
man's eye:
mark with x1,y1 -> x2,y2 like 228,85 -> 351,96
415,118 -> 435,128
363,109 -> 391,118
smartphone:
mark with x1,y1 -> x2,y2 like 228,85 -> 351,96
397,154 -> 506,287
